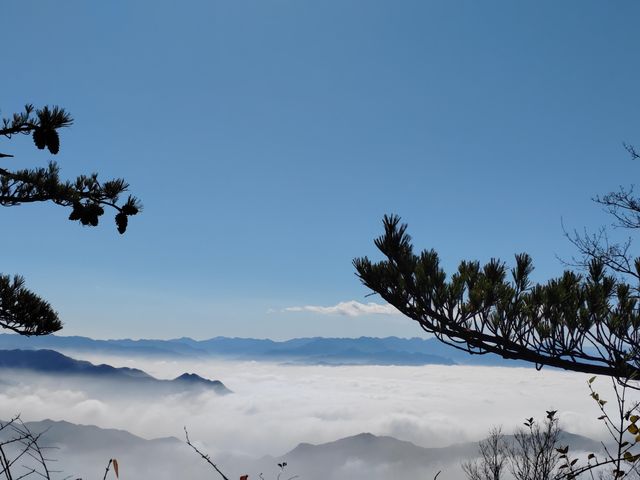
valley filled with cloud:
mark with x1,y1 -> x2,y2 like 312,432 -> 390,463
0,352 -> 630,479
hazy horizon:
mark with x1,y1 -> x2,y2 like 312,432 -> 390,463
0,331 -> 435,342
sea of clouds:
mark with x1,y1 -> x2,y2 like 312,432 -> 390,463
0,354 -> 629,460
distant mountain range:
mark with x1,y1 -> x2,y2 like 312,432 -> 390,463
0,334 -> 533,367
0,349 -> 230,394
0,420 -> 604,480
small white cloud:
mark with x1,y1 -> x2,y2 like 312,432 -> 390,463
284,300 -> 401,317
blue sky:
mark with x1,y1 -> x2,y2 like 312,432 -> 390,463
1,1 -> 639,339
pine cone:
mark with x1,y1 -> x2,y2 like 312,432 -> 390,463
32,128 -> 46,149
68,203 -> 83,221
87,203 -> 104,217
115,212 -> 128,234
80,213 -> 99,226
87,204 -> 103,226
46,129 -> 60,154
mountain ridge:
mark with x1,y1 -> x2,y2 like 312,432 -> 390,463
0,334 -> 533,367
0,349 -> 231,394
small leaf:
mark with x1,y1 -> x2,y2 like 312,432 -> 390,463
631,415 -> 639,423
588,453 -> 596,460
112,459 -> 119,478
628,424 -> 639,435
588,376 -> 596,384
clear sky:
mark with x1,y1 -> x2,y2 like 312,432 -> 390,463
1,1 -> 639,340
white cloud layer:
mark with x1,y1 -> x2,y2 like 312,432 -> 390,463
2,347 -> 638,480
1,355 -> 633,461
284,300 -> 401,317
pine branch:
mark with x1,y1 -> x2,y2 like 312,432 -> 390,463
0,105 -> 141,233
0,103 -> 140,337
0,275 -> 61,335
0,162 -> 141,233
355,215 -> 640,384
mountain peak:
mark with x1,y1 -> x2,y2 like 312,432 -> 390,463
173,372 -> 232,394
175,372 -> 203,381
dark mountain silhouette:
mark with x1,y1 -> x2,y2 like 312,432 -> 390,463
0,349 -> 230,394
0,334 -> 534,367
0,349 -> 150,377
173,372 -> 229,389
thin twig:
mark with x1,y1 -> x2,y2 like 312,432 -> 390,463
184,427 -> 231,480
102,459 -> 113,480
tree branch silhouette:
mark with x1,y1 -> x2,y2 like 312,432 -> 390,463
0,104 -> 141,335
355,134 -> 640,388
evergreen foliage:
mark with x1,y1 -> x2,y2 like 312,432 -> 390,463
354,150 -> 640,384
0,104 -> 141,335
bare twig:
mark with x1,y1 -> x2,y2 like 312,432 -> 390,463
184,427 -> 231,480
101,459 -> 113,480
0,417 -> 57,480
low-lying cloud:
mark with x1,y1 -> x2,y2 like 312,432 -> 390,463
284,300 -> 401,317
0,359 -> 622,451
0,355 -> 635,480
